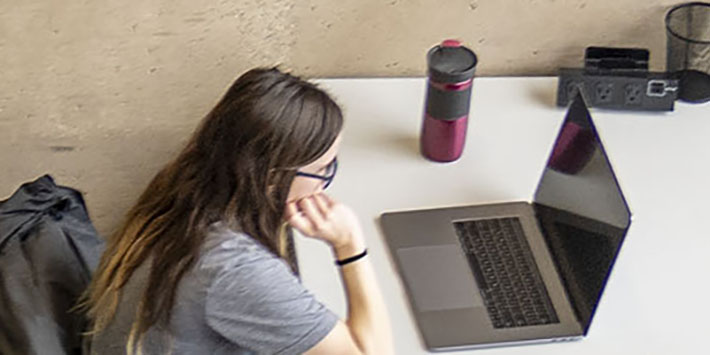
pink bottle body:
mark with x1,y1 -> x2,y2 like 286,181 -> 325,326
420,114 -> 468,162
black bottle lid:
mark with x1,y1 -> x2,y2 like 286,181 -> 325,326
427,39 -> 478,84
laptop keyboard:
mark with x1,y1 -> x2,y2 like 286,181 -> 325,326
454,217 -> 560,329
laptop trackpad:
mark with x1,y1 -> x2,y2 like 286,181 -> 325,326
397,244 -> 483,312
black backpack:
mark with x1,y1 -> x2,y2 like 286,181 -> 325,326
0,175 -> 105,355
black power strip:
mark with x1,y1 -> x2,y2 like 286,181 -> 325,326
557,68 -> 679,111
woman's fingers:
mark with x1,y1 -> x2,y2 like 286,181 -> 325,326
285,202 -> 314,234
312,194 -> 331,217
320,193 -> 337,208
298,197 -> 326,230
284,202 -> 298,220
286,195 -> 359,248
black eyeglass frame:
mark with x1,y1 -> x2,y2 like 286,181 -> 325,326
295,157 -> 338,189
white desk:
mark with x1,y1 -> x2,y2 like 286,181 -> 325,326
295,77 -> 710,355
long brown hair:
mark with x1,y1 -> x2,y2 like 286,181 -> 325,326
81,67 -> 343,352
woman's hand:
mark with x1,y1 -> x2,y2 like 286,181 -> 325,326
285,193 -> 365,256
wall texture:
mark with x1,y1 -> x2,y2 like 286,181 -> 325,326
0,0 -> 681,237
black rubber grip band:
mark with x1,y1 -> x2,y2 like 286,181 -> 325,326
335,249 -> 368,266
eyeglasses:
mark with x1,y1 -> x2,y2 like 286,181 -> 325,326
295,157 -> 338,189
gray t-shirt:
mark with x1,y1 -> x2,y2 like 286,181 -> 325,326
90,222 -> 338,355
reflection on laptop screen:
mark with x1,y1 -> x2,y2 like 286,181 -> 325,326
533,94 -> 631,334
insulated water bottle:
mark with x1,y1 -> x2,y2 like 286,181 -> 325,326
421,39 -> 478,162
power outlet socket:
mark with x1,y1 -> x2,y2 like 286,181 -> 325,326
594,82 -> 614,104
557,68 -> 679,111
624,83 -> 643,105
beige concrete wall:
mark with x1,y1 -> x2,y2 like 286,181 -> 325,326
0,0 -> 680,237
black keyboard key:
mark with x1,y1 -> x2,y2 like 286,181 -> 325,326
454,217 -> 560,329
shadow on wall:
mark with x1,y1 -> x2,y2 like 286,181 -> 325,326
0,123 -> 197,238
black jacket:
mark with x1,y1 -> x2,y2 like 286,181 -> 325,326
0,175 -> 105,355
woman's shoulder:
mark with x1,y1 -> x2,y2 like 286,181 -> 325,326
197,221 -> 287,277
197,222 -> 308,311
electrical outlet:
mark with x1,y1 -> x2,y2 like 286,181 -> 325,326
594,81 -> 614,103
557,68 -> 678,111
624,83 -> 643,105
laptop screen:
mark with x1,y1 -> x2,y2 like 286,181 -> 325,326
532,93 -> 631,334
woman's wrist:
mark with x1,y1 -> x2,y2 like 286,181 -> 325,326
333,233 -> 366,261
335,249 -> 368,266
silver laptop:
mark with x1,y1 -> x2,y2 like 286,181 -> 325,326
380,93 -> 632,351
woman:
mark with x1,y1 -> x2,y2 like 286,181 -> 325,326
82,68 -> 394,354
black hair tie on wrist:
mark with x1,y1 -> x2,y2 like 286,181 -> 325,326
336,249 -> 368,266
